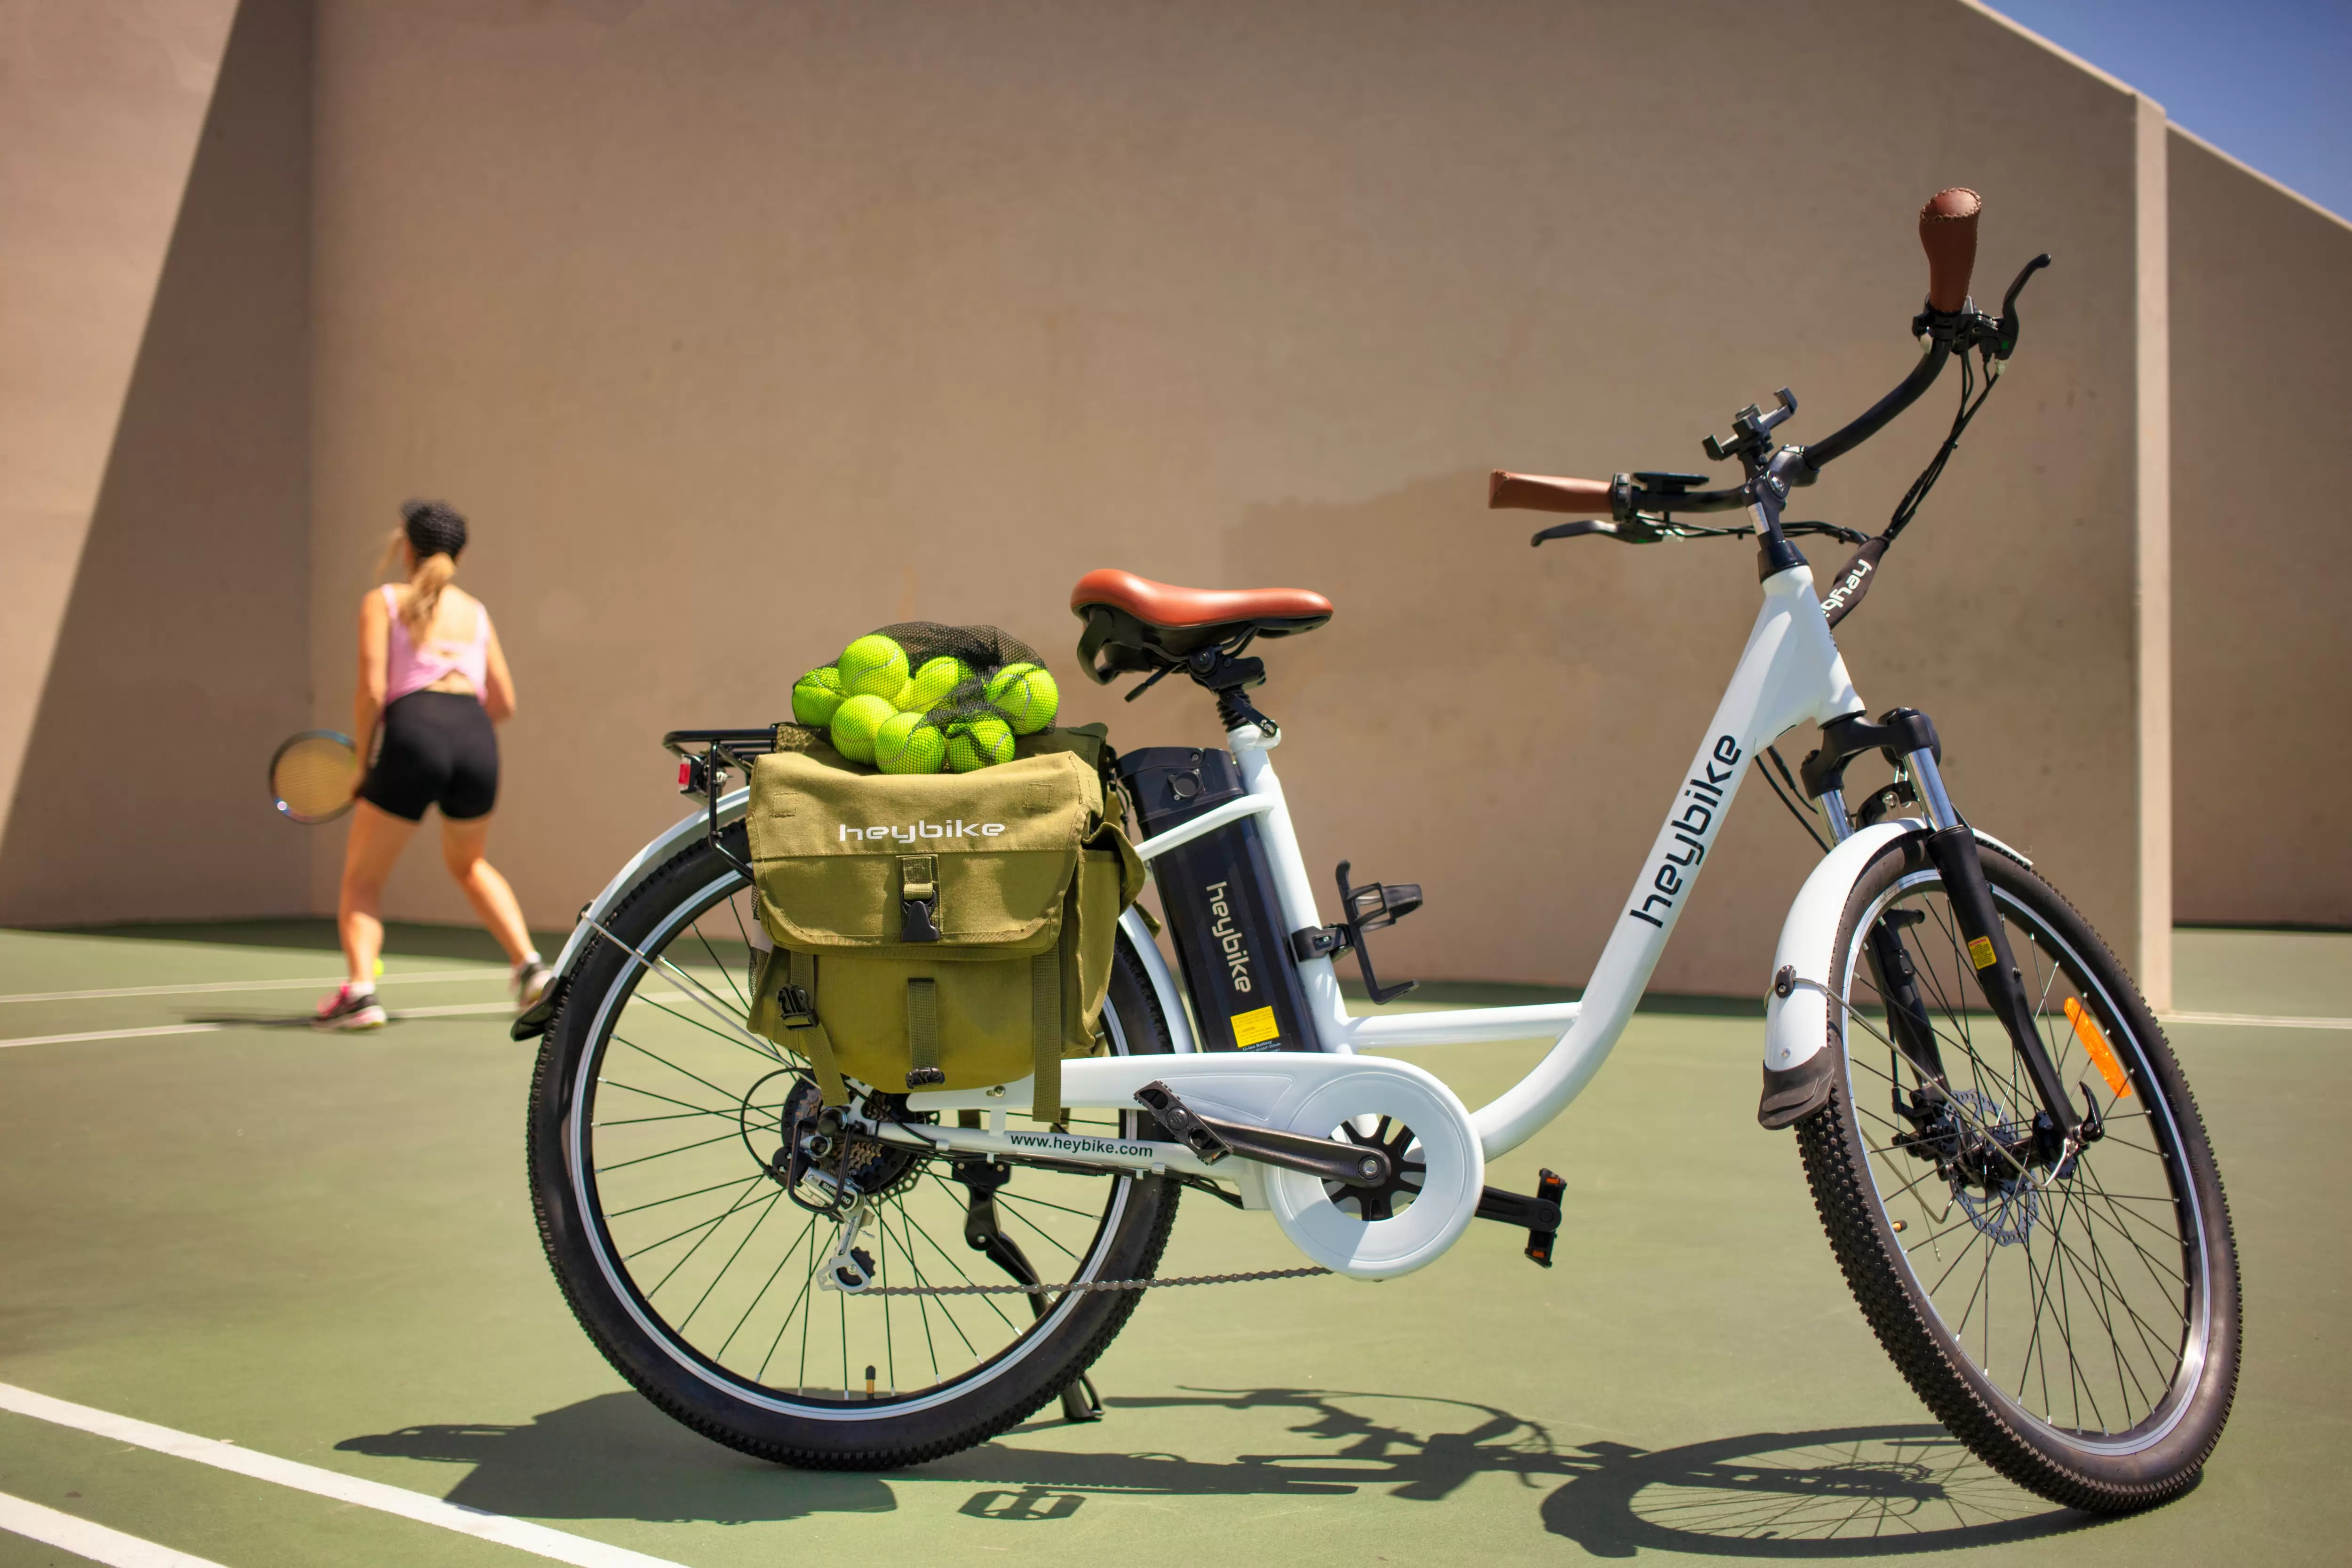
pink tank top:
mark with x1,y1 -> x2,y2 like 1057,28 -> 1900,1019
382,584 -> 491,705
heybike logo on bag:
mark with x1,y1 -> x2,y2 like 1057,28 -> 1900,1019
837,820 -> 1008,844
1627,735 -> 1741,931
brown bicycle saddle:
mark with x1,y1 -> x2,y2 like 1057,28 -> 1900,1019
1070,569 -> 1334,685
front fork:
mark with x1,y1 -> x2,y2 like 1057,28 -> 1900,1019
1811,716 -> 2080,1148
1900,748 -> 2081,1143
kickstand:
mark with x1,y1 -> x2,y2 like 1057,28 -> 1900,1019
1061,1373 -> 1104,1424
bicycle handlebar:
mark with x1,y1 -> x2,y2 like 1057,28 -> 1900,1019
1490,187 -> 2031,530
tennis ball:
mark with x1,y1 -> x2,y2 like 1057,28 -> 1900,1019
985,662 -> 1059,734
946,714 -> 1016,772
905,655 -> 976,713
874,711 -> 948,775
891,679 -> 917,711
829,693 -> 897,763
838,634 -> 910,699
791,665 -> 845,727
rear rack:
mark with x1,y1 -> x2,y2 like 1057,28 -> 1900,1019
661,727 -> 782,879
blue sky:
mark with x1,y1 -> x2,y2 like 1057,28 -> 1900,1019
1986,0 -> 2351,220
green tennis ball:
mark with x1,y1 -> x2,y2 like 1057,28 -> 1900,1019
905,655 -> 975,713
891,679 -> 918,711
838,634 -> 910,699
791,665 -> 845,727
828,693 -> 897,763
874,711 -> 948,774
985,662 -> 1059,734
946,715 -> 1016,772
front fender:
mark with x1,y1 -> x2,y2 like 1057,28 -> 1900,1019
1757,818 -> 2030,1128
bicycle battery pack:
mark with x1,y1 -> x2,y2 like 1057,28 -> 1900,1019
1116,746 -> 1316,1053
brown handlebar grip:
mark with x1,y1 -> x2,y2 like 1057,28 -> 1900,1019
1919,187 -> 1981,314
1488,470 -> 1613,515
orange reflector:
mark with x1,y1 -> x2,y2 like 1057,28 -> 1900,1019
2065,996 -> 2131,1098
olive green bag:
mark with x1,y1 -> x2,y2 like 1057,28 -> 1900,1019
744,739 -> 1143,1123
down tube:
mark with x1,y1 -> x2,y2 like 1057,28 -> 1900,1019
1470,565 -> 1862,1158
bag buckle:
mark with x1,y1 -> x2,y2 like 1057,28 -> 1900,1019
899,855 -> 941,943
774,984 -> 818,1029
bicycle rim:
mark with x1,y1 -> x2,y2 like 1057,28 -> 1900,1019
1834,869 -> 2213,1457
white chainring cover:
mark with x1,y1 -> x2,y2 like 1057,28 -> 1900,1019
1054,1052 -> 1485,1279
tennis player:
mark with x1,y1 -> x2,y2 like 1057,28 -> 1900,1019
315,501 -> 551,1029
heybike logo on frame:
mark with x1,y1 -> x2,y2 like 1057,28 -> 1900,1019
1204,881 -> 1255,994
838,820 -> 1006,843
1627,735 -> 1742,931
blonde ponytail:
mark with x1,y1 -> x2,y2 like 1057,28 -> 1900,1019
376,524 -> 459,639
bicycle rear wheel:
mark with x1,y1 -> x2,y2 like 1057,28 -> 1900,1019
1796,835 -> 2239,1513
526,826 -> 1180,1468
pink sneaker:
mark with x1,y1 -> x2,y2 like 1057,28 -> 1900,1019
313,984 -> 387,1030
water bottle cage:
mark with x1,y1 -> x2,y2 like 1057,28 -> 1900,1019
1289,861 -> 1422,1005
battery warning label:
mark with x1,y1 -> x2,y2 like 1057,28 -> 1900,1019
1229,1005 -> 1281,1048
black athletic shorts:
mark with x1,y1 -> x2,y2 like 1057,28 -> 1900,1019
359,690 -> 500,823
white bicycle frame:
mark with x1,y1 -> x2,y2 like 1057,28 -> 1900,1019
1143,559 -> 1868,1162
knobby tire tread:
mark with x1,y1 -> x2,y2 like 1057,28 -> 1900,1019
1792,839 -> 2239,1515
524,832 -> 1182,1470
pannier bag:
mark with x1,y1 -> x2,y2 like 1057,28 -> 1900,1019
745,738 -> 1143,1123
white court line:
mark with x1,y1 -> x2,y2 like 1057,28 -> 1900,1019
0,1490 -> 231,1568
0,995 -> 691,1051
0,1383 -> 689,1568
2163,1010 -> 2352,1031
0,969 -> 497,1005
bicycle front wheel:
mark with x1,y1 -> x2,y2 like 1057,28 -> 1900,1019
1795,835 -> 2239,1513
526,825 -> 1181,1469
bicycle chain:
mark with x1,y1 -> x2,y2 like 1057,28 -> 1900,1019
859,1266 -> 1331,1297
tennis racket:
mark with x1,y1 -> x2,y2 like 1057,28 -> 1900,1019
270,730 -> 360,824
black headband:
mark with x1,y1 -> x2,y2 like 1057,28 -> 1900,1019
400,499 -> 468,561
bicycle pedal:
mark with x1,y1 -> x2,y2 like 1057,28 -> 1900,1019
1473,1168 -> 1566,1268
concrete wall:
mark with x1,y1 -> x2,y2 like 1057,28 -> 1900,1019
0,0 -> 313,924
303,0 -> 2167,996
2169,129 -> 2352,928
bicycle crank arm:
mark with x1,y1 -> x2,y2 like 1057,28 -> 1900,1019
1134,1081 -> 1393,1188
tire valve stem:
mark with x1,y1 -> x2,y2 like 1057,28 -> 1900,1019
865,1365 -> 876,1401
1891,1219 -> 1908,1234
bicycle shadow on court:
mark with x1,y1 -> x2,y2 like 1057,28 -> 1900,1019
337,1392 -> 893,1524
923,1388 -> 2103,1556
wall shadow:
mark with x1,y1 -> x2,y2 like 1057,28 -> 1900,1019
37,917 -> 569,963
0,0 -> 312,926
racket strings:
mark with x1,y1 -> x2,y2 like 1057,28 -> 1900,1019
273,736 -> 358,823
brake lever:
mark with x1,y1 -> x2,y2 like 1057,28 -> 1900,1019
1529,519 -> 1619,546
1992,253 -> 2052,361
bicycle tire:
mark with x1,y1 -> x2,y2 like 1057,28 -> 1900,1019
525,826 -> 1181,1468
1794,834 -> 2239,1512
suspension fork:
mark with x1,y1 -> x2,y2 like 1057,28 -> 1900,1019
1905,748 -> 2080,1136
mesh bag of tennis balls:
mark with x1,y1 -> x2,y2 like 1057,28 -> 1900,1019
792,622 -> 1062,776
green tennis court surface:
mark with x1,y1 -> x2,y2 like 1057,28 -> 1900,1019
1,923 -> 2344,1566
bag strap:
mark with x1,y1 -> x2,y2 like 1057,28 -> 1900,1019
906,977 -> 944,1089
1029,938 -> 1064,1124
783,949 -> 850,1105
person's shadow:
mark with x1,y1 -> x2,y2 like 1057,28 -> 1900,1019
344,1384 -> 2111,1553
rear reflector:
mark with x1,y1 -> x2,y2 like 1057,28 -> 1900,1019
2064,995 -> 2132,1098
